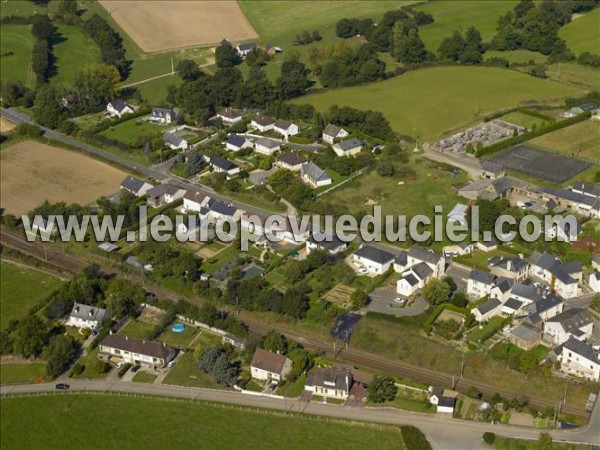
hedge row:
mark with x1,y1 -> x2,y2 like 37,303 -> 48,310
85,106 -> 152,135
516,107 -> 554,122
476,112 -> 591,157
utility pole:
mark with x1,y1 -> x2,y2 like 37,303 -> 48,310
171,57 -> 174,74
43,245 -> 48,262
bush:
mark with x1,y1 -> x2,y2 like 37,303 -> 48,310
96,359 -> 111,374
483,432 -> 496,445
401,426 -> 432,450
117,363 -> 132,377
70,362 -> 85,376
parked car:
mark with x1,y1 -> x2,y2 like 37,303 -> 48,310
55,383 -> 70,390
167,360 -> 176,368
393,297 -> 405,306
116,362 -> 126,369
130,364 -> 141,373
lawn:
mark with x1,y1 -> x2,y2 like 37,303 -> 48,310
527,120 -> 600,164
559,8 -> 600,55
134,74 -> 182,105
494,436 -> 594,450
118,319 -> 156,339
202,244 -> 240,275
454,249 -> 520,271
295,66 -> 581,140
158,324 -> 199,349
315,156 -> 469,225
0,1 -> 57,18
0,25 -> 34,86
468,316 -> 507,343
414,0 -> 519,52
0,395 -> 407,450
69,347 -> 108,380
544,63 -> 600,91
0,261 -> 63,330
51,25 -> 101,85
499,111 -> 550,130
100,117 -> 163,147
162,351 -> 221,389
0,363 -> 46,384
276,374 -> 307,398
132,371 -> 157,384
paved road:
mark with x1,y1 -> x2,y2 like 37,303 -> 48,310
1,380 -> 598,449
1,108 -> 282,217
423,143 -> 482,179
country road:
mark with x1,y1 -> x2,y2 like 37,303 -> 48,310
1,227 -> 595,422
1,380 -> 599,449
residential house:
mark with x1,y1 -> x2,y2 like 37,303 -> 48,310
473,298 -> 503,322
467,270 -> 496,299
275,152 -> 307,171
120,176 -> 153,197
273,119 -> 299,140
556,338 -> 600,381
241,213 -> 307,245
217,108 -> 244,125
224,134 -> 253,152
543,308 -> 594,345
163,131 -> 188,150
353,245 -> 395,275
593,254 -> 600,271
476,238 -> 498,252
489,277 -> 514,302
251,114 -> 275,132
254,138 -> 281,155
200,197 -> 242,223
306,232 -> 348,255
443,242 -> 474,257
301,162 -> 332,188
210,155 -> 241,178
149,107 -> 175,124
528,251 -> 579,299
524,294 -> 564,322
66,303 -> 107,330
182,190 -> 208,213
332,138 -> 363,157
250,348 -> 292,383
237,42 -> 257,57
394,247 -> 445,279
106,99 -> 134,118
542,186 -> 600,219
146,184 -> 185,208
99,334 -> 175,369
322,124 -> 349,144
508,283 -> 542,306
428,386 -> 456,413
305,366 -> 352,400
397,262 -> 434,297
590,271 -> 600,293
481,161 -> 505,179
487,256 -> 529,282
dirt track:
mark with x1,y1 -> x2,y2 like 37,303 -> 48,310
99,0 -> 258,53
0,140 -> 126,214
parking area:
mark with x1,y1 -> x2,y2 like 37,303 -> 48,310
248,168 -> 276,186
366,286 -> 429,317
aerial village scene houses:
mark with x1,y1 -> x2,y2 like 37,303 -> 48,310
2,1 -> 600,448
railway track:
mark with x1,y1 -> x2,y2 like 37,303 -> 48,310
0,228 -> 590,419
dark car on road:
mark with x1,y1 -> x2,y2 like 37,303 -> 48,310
130,364 -> 141,373
55,383 -> 70,390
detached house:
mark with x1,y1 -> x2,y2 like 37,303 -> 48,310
322,124 -> 349,144
106,99 -> 134,118
182,190 -> 208,213
250,348 -> 292,383
273,119 -> 299,140
487,256 -> 529,282
149,107 -> 175,124
241,213 -> 307,245
467,269 -> 496,299
224,134 -> 253,152
120,176 -> 153,197
66,303 -> 107,330
590,271 -> 600,293
543,308 -> 594,345
306,232 -> 348,255
397,262 -> 435,297
394,247 -> 445,279
200,197 -> 242,223
305,366 -> 352,400
301,162 -> 332,188
556,338 -> 600,381
254,138 -> 281,155
217,108 -> 244,125
237,42 -> 257,57
528,251 -> 579,299
210,155 -> 240,178
146,184 -> 185,208
474,298 -> 503,322
332,138 -> 363,157
99,334 -> 175,369
353,245 -> 395,275
275,152 -> 306,171
163,131 -> 188,150
251,114 -> 275,132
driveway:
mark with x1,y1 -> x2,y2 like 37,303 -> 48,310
366,286 -> 429,317
248,168 -> 276,186
444,264 -> 471,291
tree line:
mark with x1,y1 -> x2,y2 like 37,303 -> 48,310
82,14 -> 130,79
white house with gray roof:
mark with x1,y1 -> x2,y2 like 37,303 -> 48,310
322,124 -> 349,144
556,338 -> 600,381
332,138 -> 363,157
301,162 -> 332,188
163,131 -> 188,150
467,269 -> 496,299
120,176 -> 153,197
528,251 -> 579,299
106,99 -> 134,118
254,137 -> 281,155
590,271 -> 600,293
394,247 -> 445,279
224,134 -> 253,152
149,107 -> 175,124
353,245 -> 395,275
397,262 -> 435,297
66,303 -> 108,330
273,119 -> 299,140
251,114 -> 275,132
217,108 -> 243,125
543,308 -> 594,345
473,298 -> 503,322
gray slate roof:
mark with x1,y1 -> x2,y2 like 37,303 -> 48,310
334,137 -> 363,151
559,338 -> 600,363
121,176 -> 147,193
151,107 -> 174,118
70,303 -> 107,323
100,334 -> 174,360
147,184 -> 181,198
412,261 -> 433,280
277,152 -> 306,166
546,308 -> 592,332
477,298 -> 502,315
301,162 -> 331,184
226,134 -> 248,148
255,137 -> 280,149
253,114 -> 275,126
211,155 -> 238,171
323,124 -> 344,138
354,245 -> 395,265
470,269 -> 496,285
306,366 -> 351,391
409,247 -> 441,265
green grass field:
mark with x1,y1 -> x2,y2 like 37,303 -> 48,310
118,319 -> 156,339
296,66 -> 582,139
51,25 -> 101,85
415,0 -> 519,52
0,1 -> 57,18
100,117 -> 163,147
0,261 -> 63,330
162,351 -> 221,389
559,8 -> 600,55
0,395 -> 406,450
499,111 -> 549,129
0,363 -> 46,384
527,120 -> 600,164
0,25 -> 34,86
485,50 -> 548,64
158,324 -> 199,349
132,371 -> 158,384
70,347 -> 108,380
545,63 -> 600,91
